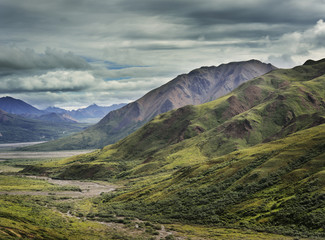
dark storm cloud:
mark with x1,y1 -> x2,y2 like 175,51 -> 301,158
2,0 -> 324,41
116,0 -> 325,35
0,47 -> 90,70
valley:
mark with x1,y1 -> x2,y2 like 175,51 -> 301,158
0,150 -> 311,240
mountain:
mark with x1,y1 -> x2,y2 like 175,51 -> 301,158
23,59 -> 325,237
28,60 -> 276,150
69,103 -> 127,122
0,109 -> 87,143
45,103 -> 127,123
0,96 -> 43,116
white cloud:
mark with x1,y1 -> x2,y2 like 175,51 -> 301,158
266,19 -> 325,67
0,70 -> 96,92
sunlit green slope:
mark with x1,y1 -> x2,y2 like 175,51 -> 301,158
99,123 -> 325,238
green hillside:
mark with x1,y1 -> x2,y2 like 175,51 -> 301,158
21,59 -> 325,238
75,123 -> 325,238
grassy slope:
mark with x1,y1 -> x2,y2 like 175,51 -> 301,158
78,123 -> 325,238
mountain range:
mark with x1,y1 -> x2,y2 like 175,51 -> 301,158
27,59 -> 276,150
24,58 -> 325,238
0,96 -> 126,124
45,103 -> 126,123
0,109 -> 87,143
0,97 -> 126,143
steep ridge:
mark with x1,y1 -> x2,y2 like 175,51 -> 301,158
27,60 -> 275,150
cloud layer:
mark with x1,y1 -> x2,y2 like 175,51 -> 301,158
0,0 -> 325,108
0,47 -> 90,70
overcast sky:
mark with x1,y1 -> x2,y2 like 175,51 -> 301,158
1,0 -> 325,109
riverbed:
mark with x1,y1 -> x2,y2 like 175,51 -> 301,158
0,176 -> 118,198
0,150 -> 93,159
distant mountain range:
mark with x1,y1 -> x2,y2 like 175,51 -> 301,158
62,103 -> 126,123
0,96 -> 126,143
28,59 -> 276,150
0,109 -> 88,143
0,96 -> 126,123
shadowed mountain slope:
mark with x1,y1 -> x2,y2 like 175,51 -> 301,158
0,109 -> 87,143
27,60 -> 275,150
0,96 -> 43,116
38,112 -> 78,123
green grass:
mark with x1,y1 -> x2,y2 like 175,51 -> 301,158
82,124 -> 324,238
0,195 -> 139,240
0,175 -> 81,192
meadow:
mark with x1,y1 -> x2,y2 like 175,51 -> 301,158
0,146 -> 312,240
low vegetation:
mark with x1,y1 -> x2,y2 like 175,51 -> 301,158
61,124 -> 324,239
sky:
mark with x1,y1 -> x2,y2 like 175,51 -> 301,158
1,0 -> 325,109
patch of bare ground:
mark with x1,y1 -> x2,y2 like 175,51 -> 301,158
96,220 -> 182,240
223,96 -> 249,119
0,176 -> 118,198
243,85 -> 262,103
0,150 -> 93,159
63,210 -> 182,240
223,119 -> 253,139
